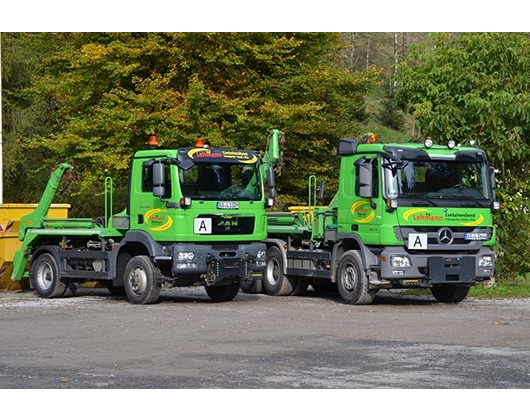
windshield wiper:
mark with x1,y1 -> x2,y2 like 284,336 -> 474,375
442,195 -> 488,208
412,199 -> 437,207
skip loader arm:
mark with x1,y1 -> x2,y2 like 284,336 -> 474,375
11,163 -> 73,281
263,129 -> 283,173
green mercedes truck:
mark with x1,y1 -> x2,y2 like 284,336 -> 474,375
254,135 -> 498,304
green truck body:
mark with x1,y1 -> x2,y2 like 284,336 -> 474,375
251,136 -> 497,304
12,140 -> 277,304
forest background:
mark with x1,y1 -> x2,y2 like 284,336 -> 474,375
2,32 -> 530,287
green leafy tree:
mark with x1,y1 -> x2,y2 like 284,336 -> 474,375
17,32 -> 379,213
395,32 -> 530,279
1,33 -> 54,202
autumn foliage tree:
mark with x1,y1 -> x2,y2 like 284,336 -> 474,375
8,32 -> 379,213
395,32 -> 530,278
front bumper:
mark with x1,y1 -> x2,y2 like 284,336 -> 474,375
171,242 -> 266,285
380,246 -> 494,286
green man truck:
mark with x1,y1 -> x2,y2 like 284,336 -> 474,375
11,136 -> 279,304
253,134 -> 498,304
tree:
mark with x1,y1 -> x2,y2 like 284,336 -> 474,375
395,32 -> 530,278
16,32 -> 380,212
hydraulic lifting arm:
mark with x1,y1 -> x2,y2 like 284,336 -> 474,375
11,163 -> 73,281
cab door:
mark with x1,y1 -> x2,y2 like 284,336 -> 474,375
342,155 -> 384,244
129,160 -> 177,241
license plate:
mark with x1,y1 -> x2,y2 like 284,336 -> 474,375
464,233 -> 488,240
408,233 -> 428,250
194,218 -> 212,234
217,202 -> 239,209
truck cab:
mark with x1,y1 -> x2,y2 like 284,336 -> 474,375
337,138 -> 496,298
123,144 -> 270,297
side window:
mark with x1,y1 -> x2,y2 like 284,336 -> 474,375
142,165 -> 154,193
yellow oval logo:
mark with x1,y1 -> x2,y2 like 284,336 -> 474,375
145,209 -> 173,231
351,201 -> 375,223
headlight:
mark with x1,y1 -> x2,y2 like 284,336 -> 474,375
177,252 -> 195,260
257,250 -> 266,260
478,255 -> 494,267
391,255 -> 412,268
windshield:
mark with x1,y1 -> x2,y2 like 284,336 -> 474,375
179,162 -> 261,201
384,159 -> 492,201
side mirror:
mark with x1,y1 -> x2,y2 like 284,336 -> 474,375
489,167 -> 496,189
153,162 -> 166,198
355,158 -> 374,198
266,167 -> 277,199
266,167 -> 276,188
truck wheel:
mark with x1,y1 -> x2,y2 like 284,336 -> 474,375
205,281 -> 240,302
264,246 -> 295,296
336,250 -> 375,305
31,253 -> 67,298
123,255 -> 161,304
240,278 -> 262,294
431,285 -> 470,303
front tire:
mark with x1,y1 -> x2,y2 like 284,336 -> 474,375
431,284 -> 470,303
123,256 -> 161,304
336,250 -> 375,305
205,281 -> 240,302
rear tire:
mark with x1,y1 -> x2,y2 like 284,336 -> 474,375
336,250 -> 375,305
123,256 -> 161,304
205,281 -> 240,302
31,253 -> 67,298
431,284 -> 470,303
263,246 -> 295,296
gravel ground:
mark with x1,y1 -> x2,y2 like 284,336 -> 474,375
1,287 -> 529,390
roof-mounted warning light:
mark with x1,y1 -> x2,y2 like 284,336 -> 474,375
149,135 -> 159,148
447,139 -> 456,149
363,133 -> 377,144
424,137 -> 433,148
195,138 -> 211,148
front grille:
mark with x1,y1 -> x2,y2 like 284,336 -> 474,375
395,226 -> 492,251
200,214 -> 254,235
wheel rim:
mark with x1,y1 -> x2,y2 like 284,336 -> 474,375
342,264 -> 357,292
266,257 -> 280,286
36,261 -> 53,291
128,266 -> 147,296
